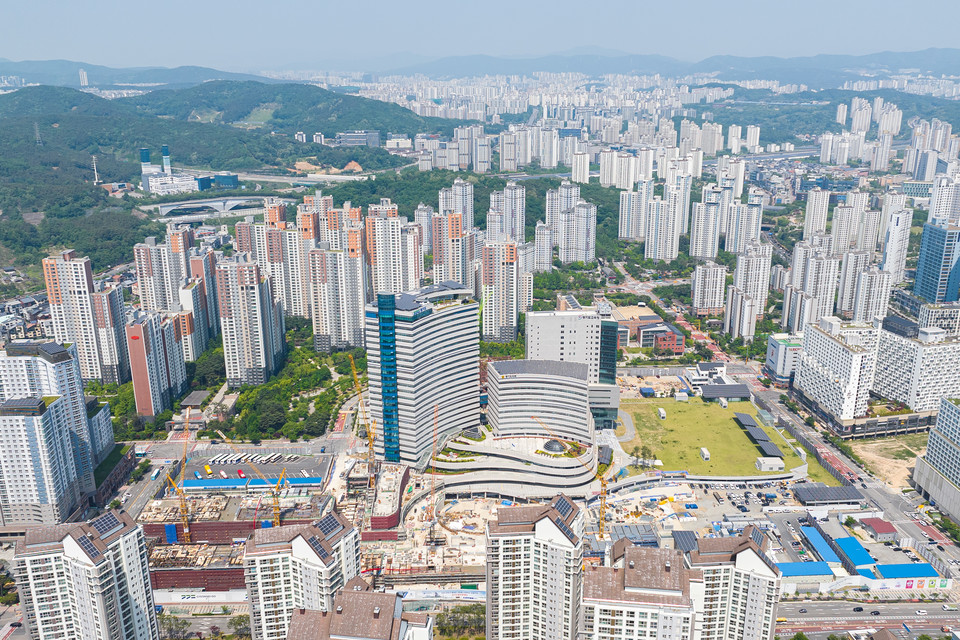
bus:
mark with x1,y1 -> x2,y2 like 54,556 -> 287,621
714,492 -> 724,504
211,455 -> 224,465
204,465 -> 213,478
194,471 -> 202,480
151,468 -> 161,481
219,470 -> 228,479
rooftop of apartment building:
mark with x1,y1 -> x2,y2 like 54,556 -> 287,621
487,495 -> 580,544
16,510 -> 137,565
585,546 -> 701,607
245,511 -> 353,565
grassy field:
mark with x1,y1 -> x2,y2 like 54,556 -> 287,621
849,433 -> 928,488
621,398 -> 812,478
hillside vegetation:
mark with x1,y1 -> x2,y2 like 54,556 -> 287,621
122,81 -> 467,138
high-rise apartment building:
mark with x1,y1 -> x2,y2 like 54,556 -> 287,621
432,211 -> 471,289
244,513 -> 360,640
43,250 -> 128,383
645,196 -> 681,263
572,151 -> 590,184
881,209 -> 911,284
724,287 -> 758,342
216,258 -> 285,388
189,247 -> 220,337
308,229 -> 365,352
618,179 -> 653,242
364,215 -> 423,296
14,511 -> 159,640
835,251 -> 871,318
126,313 -> 188,418
490,181 -> 526,241
0,341 -> 114,499
691,261 -> 726,315
481,242 -> 520,341
803,188 -> 831,239
874,323 -> 960,414
546,181 -> 580,236
782,242 -> 840,332
689,203 -> 720,259
733,243 -> 772,318
439,178 -> 475,229
366,283 -> 479,464
234,222 -> 310,318
534,221 -> 553,272
134,225 -> 194,313
486,496 -> 584,640
0,396 -> 81,525
794,316 -> 879,421
556,201 -> 597,264
852,267 -> 893,323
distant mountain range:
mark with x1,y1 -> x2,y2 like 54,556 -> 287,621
0,59 -> 272,89
384,48 -> 960,87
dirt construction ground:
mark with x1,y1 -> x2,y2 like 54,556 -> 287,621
849,433 -> 928,488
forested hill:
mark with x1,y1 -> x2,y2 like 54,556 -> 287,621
121,80 -> 467,138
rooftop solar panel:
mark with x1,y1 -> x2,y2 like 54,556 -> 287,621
77,535 -> 101,559
745,426 -> 771,442
793,484 -> 863,504
554,516 -> 576,542
307,535 -> 330,560
757,441 -> 784,458
734,412 -> 759,427
672,530 -> 698,552
554,496 -> 574,519
316,513 -> 343,539
90,512 -> 123,538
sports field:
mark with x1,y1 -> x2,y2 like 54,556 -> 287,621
621,398 -> 817,478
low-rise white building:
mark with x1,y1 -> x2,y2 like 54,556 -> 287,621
764,333 -> 803,386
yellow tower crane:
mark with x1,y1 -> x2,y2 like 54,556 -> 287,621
530,416 -> 608,540
166,407 -> 193,543
348,354 -> 376,489
216,430 -> 288,528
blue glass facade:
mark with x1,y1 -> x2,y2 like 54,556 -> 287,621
377,294 -> 400,462
915,223 -> 960,304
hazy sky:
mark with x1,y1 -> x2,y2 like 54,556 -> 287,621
3,0 -> 959,72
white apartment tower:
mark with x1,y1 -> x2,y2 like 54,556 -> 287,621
645,197 -> 681,263
491,181 -> 527,241
689,203 -> 720,259
0,340 -> 114,500
691,261 -> 727,315
572,151 -> 590,184
308,229 -> 366,352
534,221 -> 553,272
836,251 -> 872,318
364,215 -> 423,296
215,258 -> 285,388
803,188 -> 831,239
556,201 -> 597,264
881,209 -> 912,283
734,242 -> 773,318
14,512 -> 159,640
874,324 -> 960,413
43,250 -> 128,383
794,316 -> 879,421
914,398 -> 960,523
481,242 -> 520,341
486,496 -> 584,640
546,181 -> 580,237
618,179 -> 653,241
439,178 -> 475,230
725,287 -> 758,342
852,267 -> 893,323
244,513 -> 360,640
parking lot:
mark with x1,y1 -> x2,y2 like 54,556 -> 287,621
185,450 -> 331,484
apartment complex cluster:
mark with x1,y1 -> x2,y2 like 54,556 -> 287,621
485,496 -> 781,640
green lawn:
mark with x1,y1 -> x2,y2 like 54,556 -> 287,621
621,398 -> 806,477
93,444 -> 131,487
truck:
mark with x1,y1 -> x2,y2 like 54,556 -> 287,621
193,471 -> 202,480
